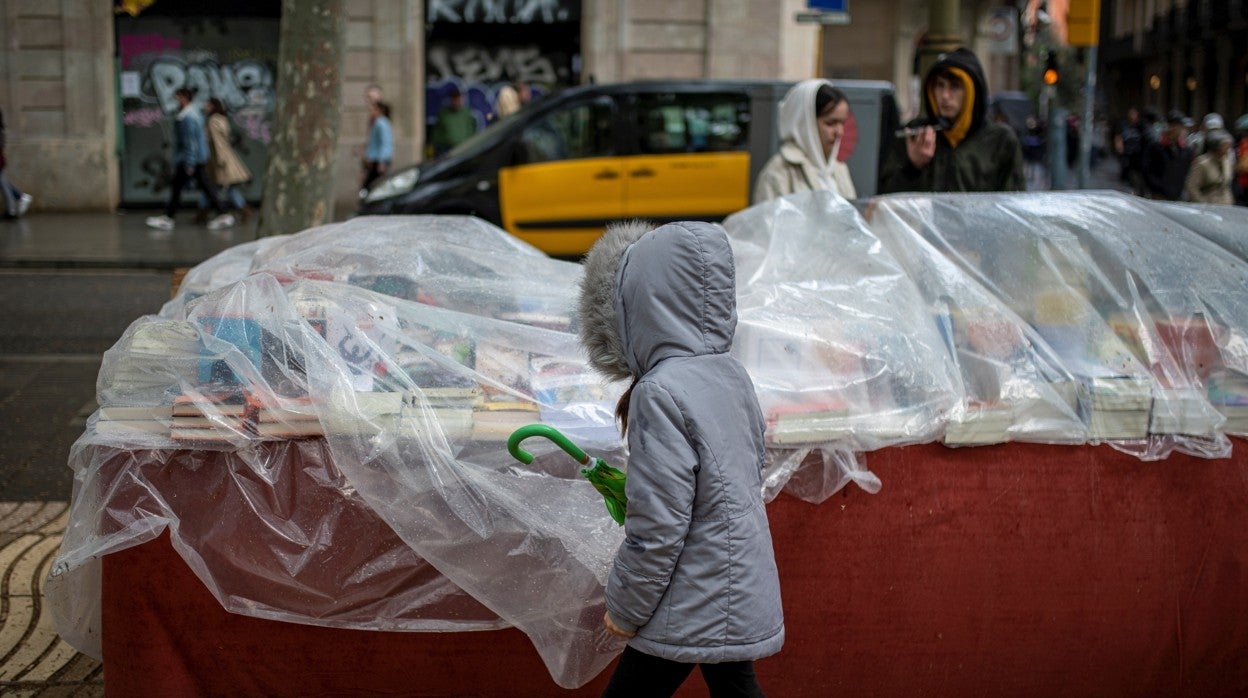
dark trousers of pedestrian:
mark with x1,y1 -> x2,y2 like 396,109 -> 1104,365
600,646 -> 765,698
361,161 -> 388,191
167,164 -> 226,218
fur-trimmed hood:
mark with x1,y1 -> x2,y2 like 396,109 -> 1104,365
578,220 -> 738,381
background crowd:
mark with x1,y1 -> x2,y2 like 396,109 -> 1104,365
1112,106 -> 1247,206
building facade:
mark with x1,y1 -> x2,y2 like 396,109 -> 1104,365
2,0 -> 1023,214
1100,0 -> 1248,124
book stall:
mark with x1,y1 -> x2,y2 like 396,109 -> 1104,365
48,195 -> 1248,696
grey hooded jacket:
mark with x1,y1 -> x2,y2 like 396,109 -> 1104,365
578,220 -> 785,664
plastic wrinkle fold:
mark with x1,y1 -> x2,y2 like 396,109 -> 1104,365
47,199 -> 1248,688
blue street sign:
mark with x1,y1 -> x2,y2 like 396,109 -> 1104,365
808,0 -> 848,11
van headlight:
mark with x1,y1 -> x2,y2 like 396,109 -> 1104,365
364,168 -> 419,203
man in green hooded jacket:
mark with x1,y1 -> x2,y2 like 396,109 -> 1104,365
430,87 -> 477,157
880,47 -> 1025,193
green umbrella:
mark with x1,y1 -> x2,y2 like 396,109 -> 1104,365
507,424 -> 627,526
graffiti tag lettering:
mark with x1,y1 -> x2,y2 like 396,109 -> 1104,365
122,106 -> 166,128
427,45 -> 556,84
428,0 -> 576,24
147,57 -> 275,115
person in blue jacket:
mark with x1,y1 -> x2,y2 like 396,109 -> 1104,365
146,87 -> 234,231
578,220 -> 785,697
361,100 -> 393,193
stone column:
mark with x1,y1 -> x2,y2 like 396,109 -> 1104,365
916,0 -> 963,80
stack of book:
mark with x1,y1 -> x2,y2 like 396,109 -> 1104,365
1010,380 -> 1085,443
1084,376 -> 1152,439
765,403 -> 853,446
471,399 -> 541,441
532,357 -> 618,445
497,310 -> 572,332
943,402 -> 1014,446
249,394 -> 322,438
105,320 -> 201,397
94,404 -> 173,437
322,388 -> 477,440
405,386 -> 478,439
1148,387 -> 1223,436
1207,371 -> 1248,434
170,388 -> 250,444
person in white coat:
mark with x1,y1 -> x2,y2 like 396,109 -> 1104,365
753,79 -> 857,203
1185,129 -> 1235,205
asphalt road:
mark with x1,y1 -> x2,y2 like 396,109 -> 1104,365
0,269 -> 170,500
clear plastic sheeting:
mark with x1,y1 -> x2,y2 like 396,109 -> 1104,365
868,191 -> 1248,459
52,216 -> 630,688
1151,200 -> 1248,263
726,192 -> 958,497
48,200 -> 1248,688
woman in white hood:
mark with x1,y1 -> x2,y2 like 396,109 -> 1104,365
752,79 -> 856,203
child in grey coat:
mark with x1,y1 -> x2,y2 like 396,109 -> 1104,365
578,220 -> 784,697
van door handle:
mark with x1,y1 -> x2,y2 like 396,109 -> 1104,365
630,168 -> 656,177
593,170 -> 620,180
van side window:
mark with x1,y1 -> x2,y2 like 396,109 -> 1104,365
517,100 -> 614,164
636,93 -> 749,154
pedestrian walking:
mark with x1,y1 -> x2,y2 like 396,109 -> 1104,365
361,100 -> 393,193
1187,112 -> 1224,156
578,220 -> 784,698
1185,129 -> 1234,204
879,47 -> 1025,193
430,87 -> 476,157
1113,107 -> 1147,195
0,107 -> 33,218
752,79 -> 857,203
1022,115 -> 1048,191
493,79 -> 531,120
202,98 -> 252,221
1141,110 -> 1193,201
146,88 -> 235,231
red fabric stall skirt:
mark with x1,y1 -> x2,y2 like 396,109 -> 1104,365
102,442 -> 1248,697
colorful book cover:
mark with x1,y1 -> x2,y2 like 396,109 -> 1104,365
196,315 -> 263,385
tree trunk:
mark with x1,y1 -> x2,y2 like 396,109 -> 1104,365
256,0 -> 346,237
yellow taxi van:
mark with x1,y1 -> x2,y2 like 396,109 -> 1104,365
359,80 -> 898,255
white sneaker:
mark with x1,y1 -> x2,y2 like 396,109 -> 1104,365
17,193 -> 32,217
146,215 -> 175,230
207,213 -> 236,230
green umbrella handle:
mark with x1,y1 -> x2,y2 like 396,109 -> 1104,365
508,423 -> 627,526
507,424 -> 590,466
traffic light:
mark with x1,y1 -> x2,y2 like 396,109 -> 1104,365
1043,51 -> 1059,85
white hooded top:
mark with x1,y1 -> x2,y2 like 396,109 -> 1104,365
753,79 -> 857,203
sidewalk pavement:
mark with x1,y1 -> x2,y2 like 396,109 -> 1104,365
0,502 -> 101,695
0,209 -> 259,271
